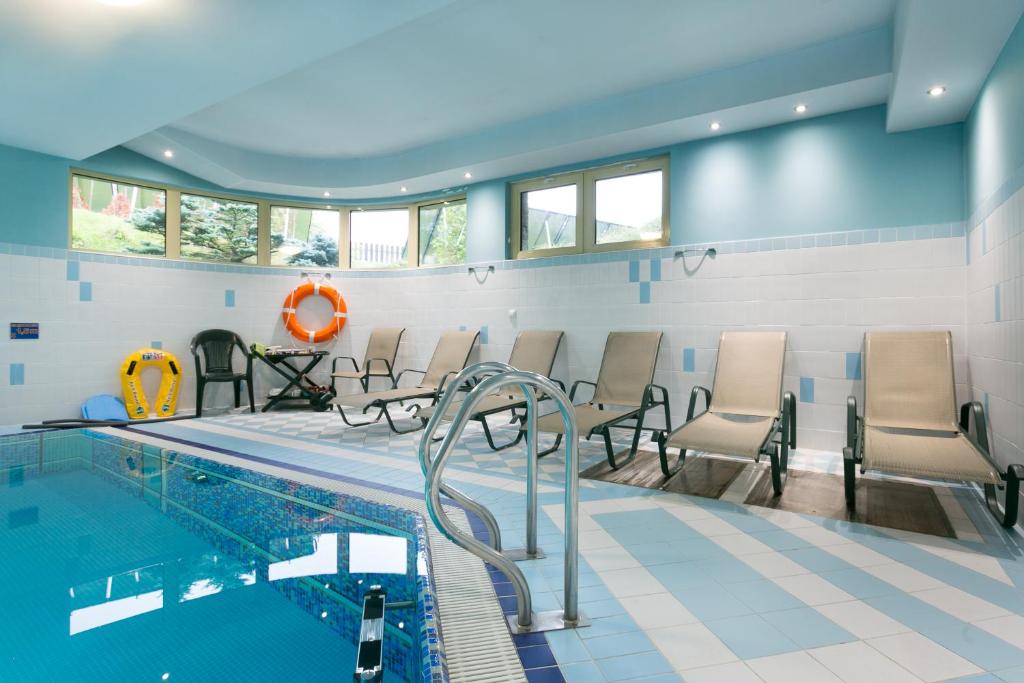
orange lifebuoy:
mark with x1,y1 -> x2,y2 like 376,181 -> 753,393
281,281 -> 348,344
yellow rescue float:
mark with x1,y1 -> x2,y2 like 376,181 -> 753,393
120,348 -> 182,419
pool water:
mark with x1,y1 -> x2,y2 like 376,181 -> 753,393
0,430 -> 441,682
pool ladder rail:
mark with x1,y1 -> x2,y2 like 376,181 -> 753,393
419,362 -> 589,634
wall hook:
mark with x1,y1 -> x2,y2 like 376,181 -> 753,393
673,247 -> 717,276
468,265 -> 495,284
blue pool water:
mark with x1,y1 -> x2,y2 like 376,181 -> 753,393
0,430 -> 443,682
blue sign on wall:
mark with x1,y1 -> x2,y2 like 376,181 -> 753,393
10,323 -> 39,340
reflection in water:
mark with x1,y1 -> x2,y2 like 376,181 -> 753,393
349,533 -> 408,575
268,533 -> 338,581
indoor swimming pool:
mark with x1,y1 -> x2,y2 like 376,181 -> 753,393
0,429 -> 443,682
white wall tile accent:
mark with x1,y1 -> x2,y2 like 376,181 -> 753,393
0,235 -> 968,455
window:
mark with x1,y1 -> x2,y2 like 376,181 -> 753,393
511,157 -> 668,258
350,208 -> 410,269
270,206 -> 340,267
179,193 -> 259,263
418,200 -> 467,266
71,174 -> 166,256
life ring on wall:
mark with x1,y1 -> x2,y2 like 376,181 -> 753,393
120,349 -> 181,419
281,281 -> 348,344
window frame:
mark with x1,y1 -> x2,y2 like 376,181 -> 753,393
268,203 -> 343,268
68,171 -> 173,259
346,204 -> 417,270
416,197 -> 468,267
511,156 -> 670,259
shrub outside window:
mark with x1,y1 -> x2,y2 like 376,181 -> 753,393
511,157 -> 669,259
270,206 -> 340,267
179,193 -> 259,263
70,174 -> 166,256
418,200 -> 467,266
350,208 -> 411,269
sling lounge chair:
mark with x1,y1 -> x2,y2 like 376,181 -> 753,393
536,331 -> 669,468
416,330 -> 565,450
845,330 -> 1022,527
330,327 -> 405,393
654,331 -> 796,494
331,330 -> 479,434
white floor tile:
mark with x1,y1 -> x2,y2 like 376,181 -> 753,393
819,542 -> 893,568
680,661 -> 763,683
682,516 -> 741,537
647,623 -> 738,671
809,641 -> 922,683
747,651 -> 842,683
583,546 -> 641,572
742,551 -> 809,578
974,614 -> 1024,649
599,566 -> 665,598
866,632 -> 981,682
815,600 -> 910,639
863,563 -> 945,592
621,592 -> 698,630
773,573 -> 855,606
911,585 -> 1011,623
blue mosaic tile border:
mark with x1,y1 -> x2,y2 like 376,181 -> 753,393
0,220 -> 965,281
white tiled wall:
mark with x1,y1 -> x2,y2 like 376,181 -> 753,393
966,185 -> 1024,472
1,233 -> 968,452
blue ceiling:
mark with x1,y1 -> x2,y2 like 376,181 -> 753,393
2,0 -> 1022,198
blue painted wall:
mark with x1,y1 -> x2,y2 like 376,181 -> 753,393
965,15 -> 1024,220
670,106 -> 963,244
1,103 -> 965,255
466,180 -> 508,262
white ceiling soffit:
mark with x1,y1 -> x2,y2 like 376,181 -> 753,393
887,0 -> 1024,132
125,27 -> 893,198
0,0 -> 457,159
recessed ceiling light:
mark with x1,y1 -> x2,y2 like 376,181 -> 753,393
928,85 -> 947,97
323,191 -> 330,197
709,121 -> 721,131
794,104 -> 808,114
463,172 -> 472,179
400,186 -> 408,193
162,149 -> 174,159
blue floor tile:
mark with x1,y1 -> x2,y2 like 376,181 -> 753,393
582,631 -> 656,659
596,651 -> 674,682
704,614 -> 799,659
722,579 -> 805,613
760,607 -> 855,649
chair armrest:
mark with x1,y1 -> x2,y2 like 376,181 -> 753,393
395,368 -> 427,387
435,370 -> 462,394
364,357 -> 394,375
569,379 -> 597,402
686,386 -> 711,421
332,356 -> 360,373
648,383 -> 671,404
959,400 -> 991,455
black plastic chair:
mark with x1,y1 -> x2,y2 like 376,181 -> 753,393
190,329 -> 254,417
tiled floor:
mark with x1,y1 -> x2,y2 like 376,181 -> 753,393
131,410 -> 1024,683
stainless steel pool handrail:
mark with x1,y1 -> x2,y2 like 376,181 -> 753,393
418,361 -> 516,553
424,368 -> 586,633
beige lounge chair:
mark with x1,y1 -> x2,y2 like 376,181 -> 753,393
330,327 -> 405,393
845,330 -> 1021,527
332,330 -> 479,434
655,331 -> 796,493
417,330 -> 565,450
536,331 -> 668,468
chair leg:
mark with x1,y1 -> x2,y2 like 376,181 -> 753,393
843,447 -> 857,511
539,433 -> 563,458
233,380 -> 241,408
382,404 -> 427,434
655,431 -> 684,479
768,444 -> 786,495
336,404 -> 385,427
480,416 -> 525,451
246,376 -> 255,413
195,379 -> 205,418
985,464 -> 1023,528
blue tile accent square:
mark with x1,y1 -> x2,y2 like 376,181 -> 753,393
649,258 -> 661,282
880,228 -> 898,242
225,289 -> 235,307
151,341 -> 162,349
799,377 -> 814,403
683,348 -> 695,372
66,260 -> 79,281
995,284 -> 1001,322
845,352 -> 862,380
628,260 -> 640,283
480,325 -> 489,344
79,281 -> 92,302
638,281 -> 651,304
9,363 -> 25,386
